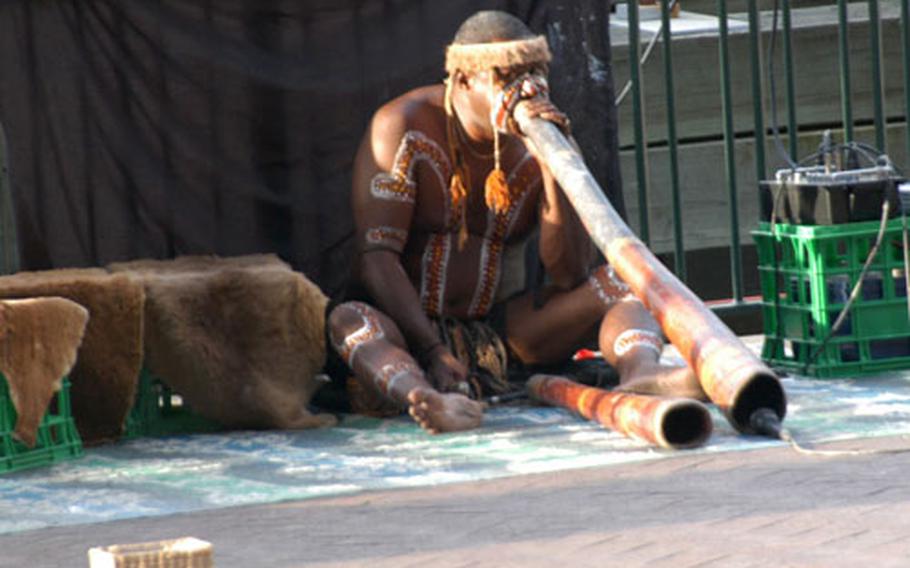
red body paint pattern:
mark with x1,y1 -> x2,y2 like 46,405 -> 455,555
468,155 -> 538,318
420,233 -> 452,317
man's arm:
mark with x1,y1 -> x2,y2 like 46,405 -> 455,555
351,105 -> 467,390
352,108 -> 441,356
519,101 -> 593,289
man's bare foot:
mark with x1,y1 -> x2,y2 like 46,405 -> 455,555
615,362 -> 708,401
407,388 -> 484,434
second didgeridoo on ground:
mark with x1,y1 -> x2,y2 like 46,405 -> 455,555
515,110 -> 786,434
527,374 -> 713,449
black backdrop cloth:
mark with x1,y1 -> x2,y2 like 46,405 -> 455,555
0,0 -> 623,298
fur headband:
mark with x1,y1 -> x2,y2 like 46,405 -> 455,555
445,36 -> 552,75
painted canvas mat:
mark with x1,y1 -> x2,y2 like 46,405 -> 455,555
3,368 -> 910,535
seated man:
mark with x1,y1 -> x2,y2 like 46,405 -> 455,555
327,10 -> 704,434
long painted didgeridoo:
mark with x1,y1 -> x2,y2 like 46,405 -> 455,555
515,110 -> 786,434
527,375 -> 713,449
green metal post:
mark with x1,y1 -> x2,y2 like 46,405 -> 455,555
868,0 -> 886,152
717,0 -> 743,302
627,0 -> 651,245
747,0 -> 766,181
660,0 -> 685,280
903,0 -> 910,161
782,0 -> 798,161
837,0 -> 854,143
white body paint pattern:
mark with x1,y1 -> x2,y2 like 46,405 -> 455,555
588,265 -> 635,306
370,131 -> 451,206
365,226 -> 409,253
370,172 -> 416,204
334,303 -> 385,366
613,328 -> 663,358
374,361 -> 420,396
377,130 -> 454,316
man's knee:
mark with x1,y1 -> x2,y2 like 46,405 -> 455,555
327,301 -> 386,365
327,301 -> 372,336
603,293 -> 648,317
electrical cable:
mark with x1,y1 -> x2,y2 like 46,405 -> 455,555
614,0 -> 678,107
768,156 -> 909,457
763,0 -> 896,375
767,0 -> 797,378
803,198 -> 891,372
758,1 -> 910,456
613,0 -> 909,456
750,407 -> 910,456
483,390 -> 529,407
767,0 -> 798,170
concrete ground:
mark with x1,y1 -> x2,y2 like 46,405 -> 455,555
3,434 -> 910,567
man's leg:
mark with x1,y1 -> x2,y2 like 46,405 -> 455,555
505,265 -> 706,399
327,301 -> 483,433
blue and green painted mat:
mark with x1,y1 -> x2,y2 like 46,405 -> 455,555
3,369 -> 910,534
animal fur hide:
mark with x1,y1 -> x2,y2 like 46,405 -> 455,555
0,269 -> 144,444
112,255 -> 336,430
0,297 -> 88,447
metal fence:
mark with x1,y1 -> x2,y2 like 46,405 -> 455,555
617,0 -> 906,321
0,3 -> 904,294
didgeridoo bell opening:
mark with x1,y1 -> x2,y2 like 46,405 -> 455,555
656,398 -> 713,450
728,369 -> 787,435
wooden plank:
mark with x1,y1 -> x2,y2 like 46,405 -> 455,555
610,3 -> 906,146
619,122 -> 909,254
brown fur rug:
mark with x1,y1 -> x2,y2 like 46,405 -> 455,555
0,297 -> 88,447
112,255 -> 336,430
0,269 -> 144,445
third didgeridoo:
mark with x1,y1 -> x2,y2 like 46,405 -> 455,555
527,374 -> 713,450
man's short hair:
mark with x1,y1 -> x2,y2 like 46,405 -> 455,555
452,10 -> 535,45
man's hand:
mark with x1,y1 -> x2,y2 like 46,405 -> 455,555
422,344 -> 471,394
514,97 -> 571,136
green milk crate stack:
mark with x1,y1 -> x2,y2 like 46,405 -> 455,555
0,373 -> 83,474
123,369 -> 221,439
753,218 -> 910,378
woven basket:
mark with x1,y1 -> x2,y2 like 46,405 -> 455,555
87,537 -> 213,568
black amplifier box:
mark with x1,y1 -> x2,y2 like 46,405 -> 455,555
759,166 -> 901,225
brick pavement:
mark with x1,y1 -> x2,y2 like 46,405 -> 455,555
3,435 -> 910,567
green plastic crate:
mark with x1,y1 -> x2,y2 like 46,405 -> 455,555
123,369 -> 222,439
753,218 -> 910,377
0,374 -> 83,474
